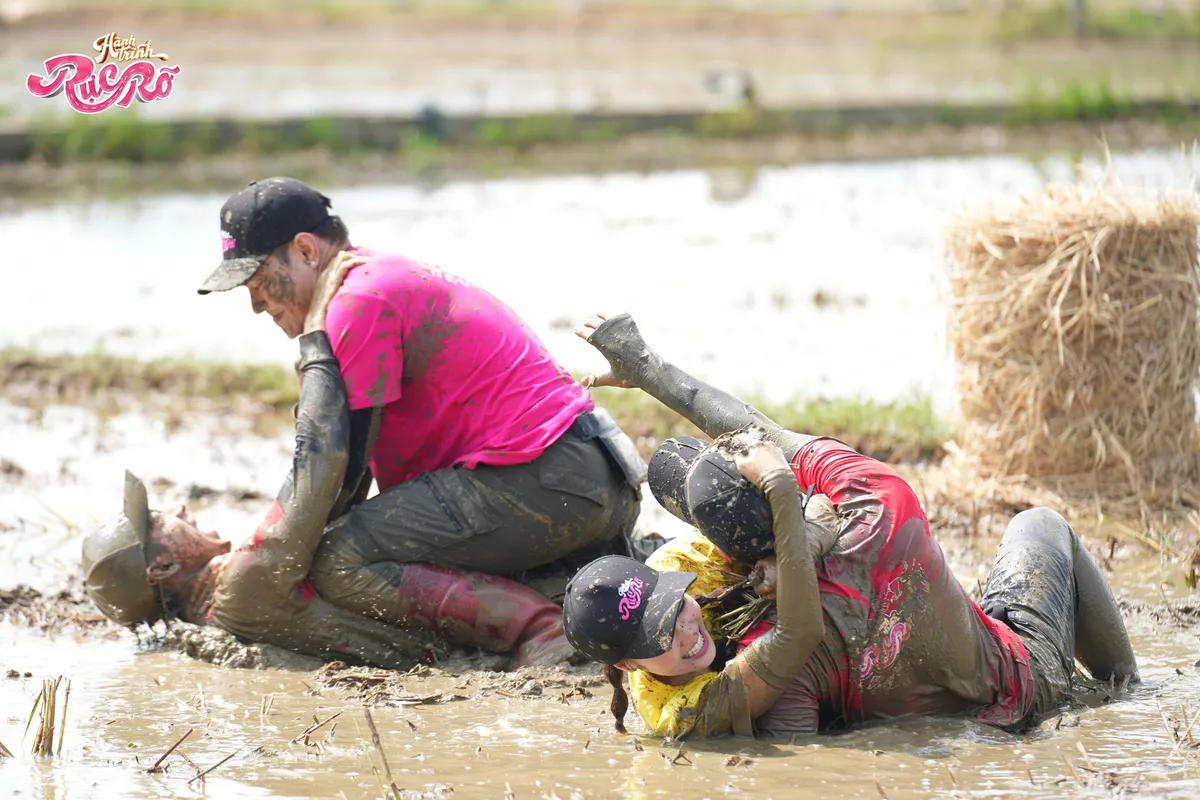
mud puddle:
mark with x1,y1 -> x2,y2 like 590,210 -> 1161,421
3,393 -> 1200,798
4,148 -> 1198,411
2,579 -> 1198,800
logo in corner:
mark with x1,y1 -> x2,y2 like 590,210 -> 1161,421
27,32 -> 180,115
616,576 -> 644,621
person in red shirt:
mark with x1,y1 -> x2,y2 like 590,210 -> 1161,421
567,312 -> 1139,735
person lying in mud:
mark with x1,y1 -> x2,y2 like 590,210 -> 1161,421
561,312 -> 1140,738
182,177 -> 643,664
80,257 -> 594,669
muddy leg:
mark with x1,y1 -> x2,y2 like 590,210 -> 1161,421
1069,525 -> 1139,683
980,507 -> 1138,715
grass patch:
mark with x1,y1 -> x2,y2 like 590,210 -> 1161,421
588,386 -> 949,464
1011,78 -> 1138,124
995,6 -> 1200,42
0,347 -> 298,411
0,347 -> 949,463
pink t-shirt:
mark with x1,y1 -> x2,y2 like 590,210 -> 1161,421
324,248 -> 594,490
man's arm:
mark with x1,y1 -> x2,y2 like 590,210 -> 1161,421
250,330 -> 351,580
330,406 -> 384,519
578,313 -> 815,458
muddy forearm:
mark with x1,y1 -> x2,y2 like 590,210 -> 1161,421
741,468 -> 824,692
595,315 -> 812,456
264,332 -> 351,574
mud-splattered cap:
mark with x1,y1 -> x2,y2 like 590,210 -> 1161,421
81,470 -> 161,626
562,555 -> 696,665
647,436 -> 707,524
197,177 -> 333,295
685,448 -> 776,561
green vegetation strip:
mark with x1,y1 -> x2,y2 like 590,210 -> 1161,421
0,347 -> 949,463
6,84 -> 1196,166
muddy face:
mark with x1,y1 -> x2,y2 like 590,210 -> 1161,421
148,507 -> 230,573
244,250 -> 316,339
621,594 -> 717,680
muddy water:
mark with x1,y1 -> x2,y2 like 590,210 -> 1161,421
2,577 -> 1198,799
3,394 -> 1200,798
3,148 -> 1197,411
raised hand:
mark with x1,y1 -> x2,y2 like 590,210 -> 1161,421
573,312 -> 658,390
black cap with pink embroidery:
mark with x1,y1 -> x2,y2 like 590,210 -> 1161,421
562,555 -> 696,665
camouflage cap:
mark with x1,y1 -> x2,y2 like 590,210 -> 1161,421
81,471 -> 160,626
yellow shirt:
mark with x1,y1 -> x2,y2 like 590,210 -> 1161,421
631,531 -> 750,737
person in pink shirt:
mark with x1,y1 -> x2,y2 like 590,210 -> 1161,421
192,177 -> 643,667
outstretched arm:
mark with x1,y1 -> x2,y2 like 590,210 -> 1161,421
576,313 -> 815,458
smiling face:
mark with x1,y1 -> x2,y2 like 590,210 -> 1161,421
619,594 -> 716,680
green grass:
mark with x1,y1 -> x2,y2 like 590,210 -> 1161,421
1012,78 -> 1138,124
995,6 -> 1200,42
0,347 -> 299,411
588,386 -> 950,464
0,347 -> 950,463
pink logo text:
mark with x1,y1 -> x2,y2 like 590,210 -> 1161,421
617,576 -> 644,620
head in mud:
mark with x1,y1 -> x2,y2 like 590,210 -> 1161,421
196,177 -> 353,338
82,471 -> 229,627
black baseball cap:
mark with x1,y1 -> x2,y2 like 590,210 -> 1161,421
647,436 -> 707,525
563,556 -> 696,665
197,177 -> 333,295
649,437 -> 777,561
685,448 -> 776,560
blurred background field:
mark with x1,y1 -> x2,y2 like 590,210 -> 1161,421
4,1 -> 1200,130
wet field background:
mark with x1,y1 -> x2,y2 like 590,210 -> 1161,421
3,146 -> 1200,798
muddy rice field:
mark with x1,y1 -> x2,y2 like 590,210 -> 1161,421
3,147 -> 1200,798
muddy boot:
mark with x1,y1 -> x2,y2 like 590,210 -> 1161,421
395,563 -> 577,668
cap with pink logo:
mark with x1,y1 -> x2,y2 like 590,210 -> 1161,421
562,555 -> 696,665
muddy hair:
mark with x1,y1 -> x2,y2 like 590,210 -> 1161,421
269,215 -> 353,265
603,664 -> 629,734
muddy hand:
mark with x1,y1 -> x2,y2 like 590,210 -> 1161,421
573,312 -> 655,390
751,556 -> 778,599
732,436 -> 789,487
304,251 -> 368,334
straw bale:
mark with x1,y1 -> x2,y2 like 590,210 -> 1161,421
945,183 -> 1200,515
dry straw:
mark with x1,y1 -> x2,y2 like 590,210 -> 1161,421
945,181 -> 1200,524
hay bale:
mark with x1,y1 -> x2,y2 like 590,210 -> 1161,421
945,183 -> 1200,511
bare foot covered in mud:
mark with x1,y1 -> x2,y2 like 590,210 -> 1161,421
574,312 -> 661,390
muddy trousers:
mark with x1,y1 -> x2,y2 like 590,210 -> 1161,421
979,507 -> 1140,719
309,424 -> 641,664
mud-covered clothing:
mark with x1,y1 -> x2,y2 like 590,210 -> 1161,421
324,248 -> 594,491
631,468 -> 823,738
630,438 -> 1036,737
208,332 -> 427,669
979,507 -> 1139,717
309,418 -> 641,618
631,497 -> 838,738
783,436 -> 1034,729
